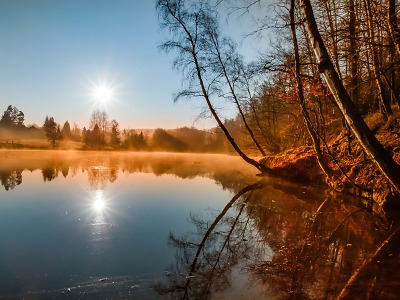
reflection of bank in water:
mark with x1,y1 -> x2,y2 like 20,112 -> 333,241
247,186 -> 400,300
0,169 -> 22,190
155,180 -> 270,299
88,165 -> 118,190
156,177 -> 400,300
0,151 -> 258,193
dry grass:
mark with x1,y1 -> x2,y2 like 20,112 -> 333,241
0,138 -> 84,150
365,111 -> 388,132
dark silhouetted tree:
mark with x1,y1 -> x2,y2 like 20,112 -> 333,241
62,121 -> 72,139
0,170 -> 22,191
82,127 -> 87,141
110,119 -> 121,146
43,116 -> 63,147
42,167 -> 58,182
0,106 -> 13,127
0,105 -> 25,128
90,124 -> 101,147
16,111 -> 25,126
124,130 -> 148,150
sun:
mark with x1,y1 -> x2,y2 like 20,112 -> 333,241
92,84 -> 114,104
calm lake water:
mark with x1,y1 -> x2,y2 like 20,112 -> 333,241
0,150 -> 399,299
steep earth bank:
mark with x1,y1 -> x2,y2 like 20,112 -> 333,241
260,111 -> 400,207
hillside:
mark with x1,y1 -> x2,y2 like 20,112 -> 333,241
261,109 -> 400,207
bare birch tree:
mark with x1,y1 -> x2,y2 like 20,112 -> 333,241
157,0 -> 267,172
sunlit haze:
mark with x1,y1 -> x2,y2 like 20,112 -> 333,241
0,0 -> 250,130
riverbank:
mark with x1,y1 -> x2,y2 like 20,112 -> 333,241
260,110 -> 400,207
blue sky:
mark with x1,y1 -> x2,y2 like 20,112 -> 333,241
0,0 -> 213,129
0,0 -> 267,129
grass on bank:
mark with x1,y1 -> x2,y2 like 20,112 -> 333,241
0,138 -> 85,150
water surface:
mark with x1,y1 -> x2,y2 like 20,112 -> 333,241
0,151 -> 260,299
0,150 -> 399,299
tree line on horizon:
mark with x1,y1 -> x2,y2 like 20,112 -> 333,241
0,105 -> 230,153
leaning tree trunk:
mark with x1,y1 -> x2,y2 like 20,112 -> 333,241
193,53 -> 267,172
207,29 -> 267,156
290,0 -> 333,182
159,0 -> 267,174
299,0 -> 400,195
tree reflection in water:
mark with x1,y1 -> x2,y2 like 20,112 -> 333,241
155,178 -> 400,300
154,180 -> 267,299
0,170 -> 22,190
0,151 -> 256,192
42,167 -> 59,182
87,165 -> 118,190
250,188 -> 400,300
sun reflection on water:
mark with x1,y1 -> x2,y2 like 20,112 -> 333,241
93,190 -> 106,213
87,189 -> 113,249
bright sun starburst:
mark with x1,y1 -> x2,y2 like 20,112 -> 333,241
92,83 -> 114,104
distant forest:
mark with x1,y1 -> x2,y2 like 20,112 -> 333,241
0,104 -> 243,153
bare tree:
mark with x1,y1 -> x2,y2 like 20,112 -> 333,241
157,0 -> 267,172
201,17 -> 267,155
89,109 -> 109,146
